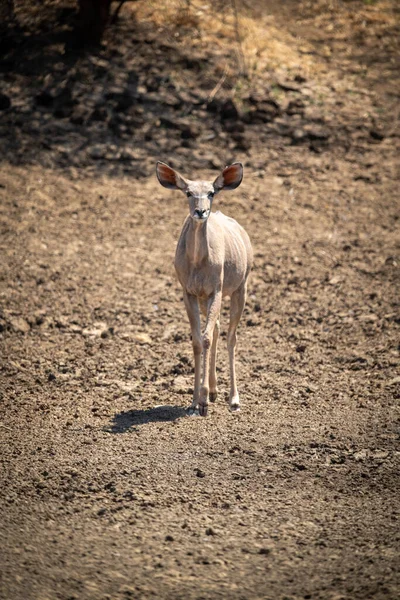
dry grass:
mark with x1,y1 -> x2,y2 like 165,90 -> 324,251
7,0 -> 399,99
129,0 -> 399,100
131,0 -> 318,95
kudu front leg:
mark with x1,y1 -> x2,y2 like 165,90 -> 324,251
183,292 -> 202,414
199,299 -> 220,403
227,284 -> 246,412
209,319 -> 220,403
199,291 -> 222,417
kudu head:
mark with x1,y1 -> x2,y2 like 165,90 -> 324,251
156,162 -> 243,222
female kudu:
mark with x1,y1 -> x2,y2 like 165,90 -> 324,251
156,161 -> 253,417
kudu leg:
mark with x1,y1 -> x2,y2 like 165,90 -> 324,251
200,299 -> 220,403
227,284 -> 246,411
199,292 -> 222,417
209,319 -> 220,402
183,292 -> 201,414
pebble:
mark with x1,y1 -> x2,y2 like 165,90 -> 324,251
0,93 -> 11,110
132,333 -> 152,345
9,317 -> 30,333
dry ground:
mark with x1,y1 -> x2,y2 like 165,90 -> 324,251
0,1 -> 399,599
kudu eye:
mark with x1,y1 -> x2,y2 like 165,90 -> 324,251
186,191 -> 193,198
208,192 -> 214,200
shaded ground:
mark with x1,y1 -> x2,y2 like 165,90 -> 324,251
0,1 -> 399,599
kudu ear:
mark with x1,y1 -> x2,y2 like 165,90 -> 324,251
213,162 -> 243,192
156,162 -> 187,191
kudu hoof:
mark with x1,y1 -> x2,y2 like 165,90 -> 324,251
209,391 -> 218,403
198,404 -> 208,417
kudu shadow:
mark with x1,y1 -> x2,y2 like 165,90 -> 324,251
106,405 -> 187,433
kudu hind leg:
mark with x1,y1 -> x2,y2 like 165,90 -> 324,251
183,292 -> 201,414
227,284 -> 246,411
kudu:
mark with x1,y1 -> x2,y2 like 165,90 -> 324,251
156,161 -> 253,417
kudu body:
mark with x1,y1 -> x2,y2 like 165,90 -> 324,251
156,162 -> 253,417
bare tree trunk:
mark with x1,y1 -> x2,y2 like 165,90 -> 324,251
0,0 -> 15,22
77,0 -> 112,43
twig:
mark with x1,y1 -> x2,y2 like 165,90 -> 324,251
230,0 -> 247,78
111,0 -> 139,24
207,63 -> 229,103
0,423 -> 12,431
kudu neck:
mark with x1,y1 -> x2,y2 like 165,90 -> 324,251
186,217 -> 210,264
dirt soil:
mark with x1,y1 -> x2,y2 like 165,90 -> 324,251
0,1 -> 399,599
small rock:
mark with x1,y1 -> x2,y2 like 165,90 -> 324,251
370,129 -> 384,141
358,313 -> 378,323
304,384 -> 317,394
276,80 -> 301,92
306,126 -> 330,141
220,99 -> 239,120
293,463 -> 306,471
70,106 -> 88,125
159,116 -> 179,130
286,99 -> 305,115
181,125 -> 198,140
35,91 -> 54,108
246,318 -> 259,327
328,276 -> 342,285
90,107 -> 108,122
53,92 -> 75,118
9,317 -> 30,333
82,322 -> 108,337
0,93 -> 11,110
206,98 -> 221,113
88,145 -> 107,159
115,92 -> 134,112
162,324 -> 175,340
232,133 -> 251,151
132,333 -> 152,345
353,449 -> 368,462
291,125 -> 330,145
223,119 -> 245,133
119,585 -> 135,596
291,128 -> 307,143
372,450 -> 389,460
265,265 -> 275,281
249,100 -> 280,123
194,468 -> 206,478
119,148 -> 139,161
173,375 -> 190,393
